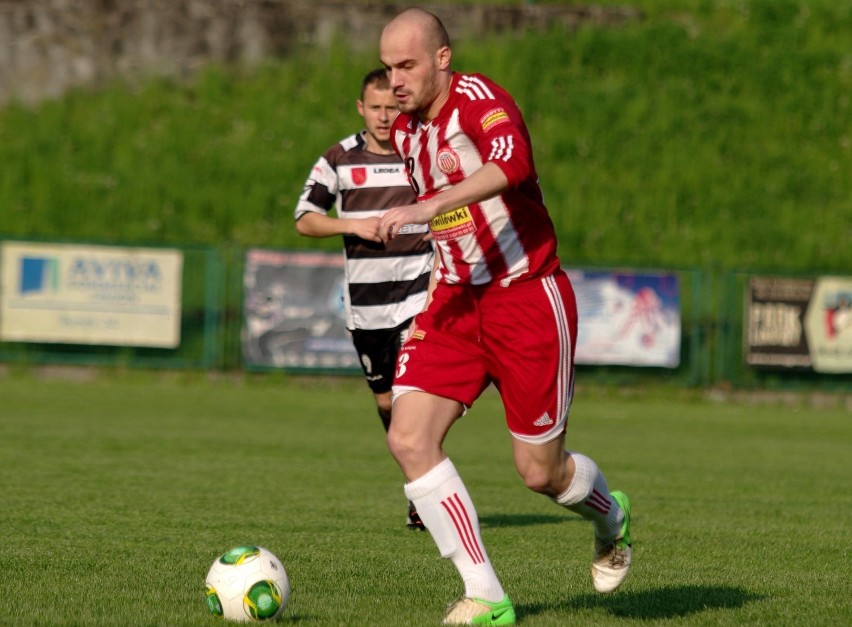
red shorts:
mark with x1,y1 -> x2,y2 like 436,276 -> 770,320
393,270 -> 577,444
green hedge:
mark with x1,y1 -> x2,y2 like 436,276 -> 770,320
0,0 -> 849,271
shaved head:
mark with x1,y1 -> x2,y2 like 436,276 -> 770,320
380,8 -> 453,121
383,8 -> 450,53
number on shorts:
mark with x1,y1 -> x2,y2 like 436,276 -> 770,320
396,352 -> 410,379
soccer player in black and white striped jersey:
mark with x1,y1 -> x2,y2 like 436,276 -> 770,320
294,69 -> 434,530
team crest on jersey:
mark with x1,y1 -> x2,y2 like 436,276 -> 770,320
480,108 -> 510,132
436,147 -> 461,175
351,167 -> 367,186
430,206 -> 476,241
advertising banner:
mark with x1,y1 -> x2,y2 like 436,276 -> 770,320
242,249 -> 358,370
745,275 -> 852,373
745,277 -> 814,368
0,241 -> 183,347
242,255 -> 683,371
567,270 -> 681,368
805,277 -> 852,373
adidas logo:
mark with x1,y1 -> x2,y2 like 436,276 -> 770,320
533,412 -> 553,427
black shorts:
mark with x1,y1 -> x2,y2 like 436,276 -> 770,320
349,318 -> 413,395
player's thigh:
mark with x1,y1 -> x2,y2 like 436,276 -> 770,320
485,272 -> 578,443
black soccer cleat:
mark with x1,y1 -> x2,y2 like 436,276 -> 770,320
406,501 -> 427,531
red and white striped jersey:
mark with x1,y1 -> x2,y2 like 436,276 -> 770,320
390,72 -> 560,287
295,131 -> 433,330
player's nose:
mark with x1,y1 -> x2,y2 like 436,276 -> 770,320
388,68 -> 403,88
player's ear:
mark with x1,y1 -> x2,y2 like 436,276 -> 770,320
356,99 -> 365,117
437,46 -> 451,71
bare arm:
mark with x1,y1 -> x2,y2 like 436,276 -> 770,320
296,212 -> 383,243
378,162 -> 508,243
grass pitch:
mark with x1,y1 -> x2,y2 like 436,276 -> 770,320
1,372 -> 849,625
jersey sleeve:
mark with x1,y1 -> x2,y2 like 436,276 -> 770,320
294,147 -> 339,221
458,81 -> 533,188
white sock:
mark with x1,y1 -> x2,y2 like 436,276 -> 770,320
554,452 -> 623,541
404,458 -> 505,602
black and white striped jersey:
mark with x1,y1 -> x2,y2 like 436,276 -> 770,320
295,131 -> 433,331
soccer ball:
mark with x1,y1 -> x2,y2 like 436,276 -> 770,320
205,545 -> 290,622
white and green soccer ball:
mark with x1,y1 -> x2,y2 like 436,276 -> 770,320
205,545 -> 290,622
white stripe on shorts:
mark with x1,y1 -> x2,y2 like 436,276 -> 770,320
511,274 -> 574,445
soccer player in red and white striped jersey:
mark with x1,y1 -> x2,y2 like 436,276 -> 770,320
378,9 -> 633,624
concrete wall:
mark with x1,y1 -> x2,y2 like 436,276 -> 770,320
0,0 -> 641,105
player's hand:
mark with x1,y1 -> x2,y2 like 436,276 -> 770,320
349,217 -> 383,243
379,200 -> 440,243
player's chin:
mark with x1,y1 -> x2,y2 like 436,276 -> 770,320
395,96 -> 415,112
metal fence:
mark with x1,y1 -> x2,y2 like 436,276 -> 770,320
0,237 -> 848,391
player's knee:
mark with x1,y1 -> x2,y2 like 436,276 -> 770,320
386,420 -> 435,468
518,465 -> 560,496
375,391 -> 392,414
386,425 -> 415,464
374,392 -> 393,431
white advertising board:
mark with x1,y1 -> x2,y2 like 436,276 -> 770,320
1,241 -> 183,348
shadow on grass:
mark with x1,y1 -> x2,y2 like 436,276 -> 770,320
520,585 -> 764,621
480,513 -> 581,528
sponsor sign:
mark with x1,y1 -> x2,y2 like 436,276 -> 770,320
429,207 -> 476,241
805,277 -> 852,373
745,275 -> 852,373
745,277 -> 813,368
242,248 -> 358,370
243,260 -> 683,370
0,241 -> 182,347
480,108 -> 510,132
567,270 -> 681,368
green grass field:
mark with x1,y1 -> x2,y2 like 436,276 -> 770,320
1,372 -> 849,625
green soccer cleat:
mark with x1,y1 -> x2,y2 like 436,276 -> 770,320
591,490 -> 632,593
442,595 -> 516,625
